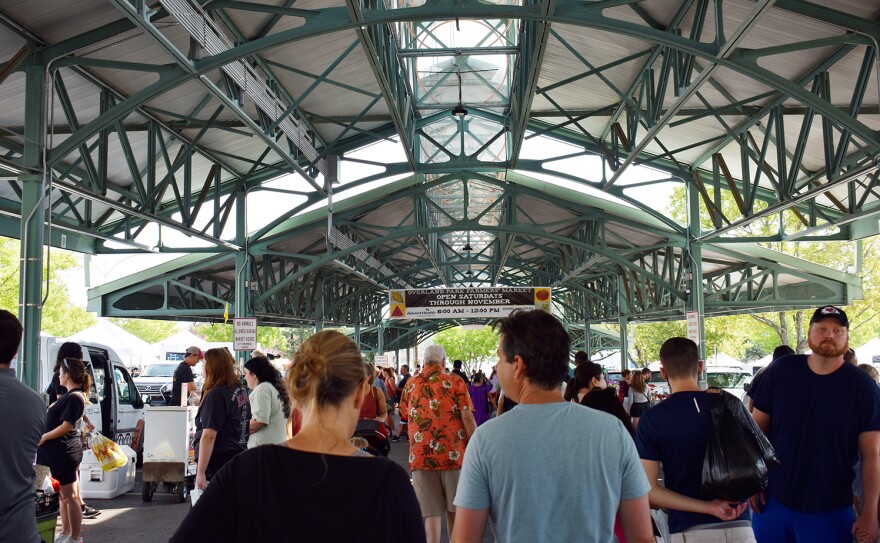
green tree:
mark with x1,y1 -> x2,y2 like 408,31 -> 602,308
282,327 -> 318,356
0,237 -> 95,336
190,322 -> 290,353
109,318 -> 178,343
665,187 -> 880,355
432,326 -> 498,376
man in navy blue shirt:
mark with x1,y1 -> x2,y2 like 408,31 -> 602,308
635,337 -> 753,542
751,305 -> 880,543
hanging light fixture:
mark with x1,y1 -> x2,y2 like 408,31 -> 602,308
452,70 -> 468,118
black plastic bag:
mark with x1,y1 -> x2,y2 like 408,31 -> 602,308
701,388 -> 779,502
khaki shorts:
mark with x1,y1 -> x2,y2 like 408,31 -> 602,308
411,469 -> 460,517
670,526 -> 756,543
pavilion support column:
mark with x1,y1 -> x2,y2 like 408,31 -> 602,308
617,275 -> 629,370
314,277 -> 324,331
233,188 -> 251,367
686,177 -> 706,363
378,322 -> 384,355
583,303 -> 591,355
18,66 -> 47,389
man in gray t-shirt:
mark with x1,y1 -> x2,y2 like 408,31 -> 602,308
0,310 -> 46,543
453,309 -> 654,543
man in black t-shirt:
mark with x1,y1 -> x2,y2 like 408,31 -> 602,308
751,306 -> 880,543
635,337 -> 751,540
171,346 -> 202,406
451,359 -> 470,385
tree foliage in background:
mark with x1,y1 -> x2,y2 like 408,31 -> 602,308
191,322 -> 289,353
626,187 -> 880,365
109,318 -> 179,344
0,237 -> 95,336
432,326 -> 498,376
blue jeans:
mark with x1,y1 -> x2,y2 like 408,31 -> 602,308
752,498 -> 853,543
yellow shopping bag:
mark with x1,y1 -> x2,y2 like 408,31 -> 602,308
88,432 -> 129,472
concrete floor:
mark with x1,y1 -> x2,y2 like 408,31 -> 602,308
57,437 -> 494,542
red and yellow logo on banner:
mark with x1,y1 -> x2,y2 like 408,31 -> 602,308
390,290 -> 406,319
534,288 -> 551,311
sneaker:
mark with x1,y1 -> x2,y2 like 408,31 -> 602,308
391,435 -> 400,443
55,535 -> 71,543
81,504 -> 101,519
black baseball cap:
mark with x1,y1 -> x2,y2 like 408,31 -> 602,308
809,305 -> 848,328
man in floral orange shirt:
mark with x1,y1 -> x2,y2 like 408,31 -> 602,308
400,344 -> 477,543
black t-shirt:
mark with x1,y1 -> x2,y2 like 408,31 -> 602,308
38,389 -> 86,461
170,445 -> 426,543
635,391 -> 750,533
752,354 -> 880,511
171,362 -> 195,406
452,369 -> 470,385
194,384 -> 250,466
395,374 -> 410,402
46,371 -> 66,405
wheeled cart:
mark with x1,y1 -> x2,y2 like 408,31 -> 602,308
141,406 -> 197,503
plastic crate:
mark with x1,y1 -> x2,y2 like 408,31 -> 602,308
36,512 -> 57,543
35,491 -> 59,518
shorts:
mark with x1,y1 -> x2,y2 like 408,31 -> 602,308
630,401 -> 650,417
670,526 -> 756,542
752,498 -> 853,543
412,469 -> 460,517
39,446 -> 83,486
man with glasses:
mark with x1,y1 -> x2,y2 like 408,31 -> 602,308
171,346 -> 202,406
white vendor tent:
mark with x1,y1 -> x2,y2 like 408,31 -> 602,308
854,337 -> 880,365
69,319 -> 160,368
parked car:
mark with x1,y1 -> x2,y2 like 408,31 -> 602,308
134,363 -> 179,405
706,366 -> 752,402
135,362 -> 204,405
646,370 -> 670,401
606,371 -> 623,387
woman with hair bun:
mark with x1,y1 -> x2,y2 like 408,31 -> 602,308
171,331 -> 426,542
243,356 -> 290,447
37,357 -> 92,543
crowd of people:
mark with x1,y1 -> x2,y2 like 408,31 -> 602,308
2,303 -> 879,543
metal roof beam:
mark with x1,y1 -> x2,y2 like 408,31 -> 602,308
346,0 -> 417,168
509,0 -> 555,168
604,0 -> 778,190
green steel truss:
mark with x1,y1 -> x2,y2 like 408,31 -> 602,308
87,172 -> 860,351
0,0 -> 874,357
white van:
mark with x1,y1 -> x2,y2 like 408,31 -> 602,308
41,337 -> 146,454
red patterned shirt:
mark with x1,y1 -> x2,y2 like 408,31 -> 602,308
400,364 -> 474,471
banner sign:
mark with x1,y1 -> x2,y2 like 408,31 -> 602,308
389,287 -> 551,319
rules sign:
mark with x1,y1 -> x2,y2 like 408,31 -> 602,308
233,317 -> 258,351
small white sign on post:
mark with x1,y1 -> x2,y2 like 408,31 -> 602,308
233,318 -> 258,351
373,355 -> 389,366
686,311 -> 701,345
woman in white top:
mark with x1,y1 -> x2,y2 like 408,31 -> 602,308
243,356 -> 290,447
626,370 -> 652,430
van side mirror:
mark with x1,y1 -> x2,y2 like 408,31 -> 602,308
141,394 -> 152,405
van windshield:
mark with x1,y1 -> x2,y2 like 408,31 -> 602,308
649,371 -> 665,383
707,372 -> 749,388
141,364 -> 178,377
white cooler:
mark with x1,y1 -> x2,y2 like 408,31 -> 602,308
79,444 -> 137,499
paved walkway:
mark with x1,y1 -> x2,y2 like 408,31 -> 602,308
59,437 -> 494,542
